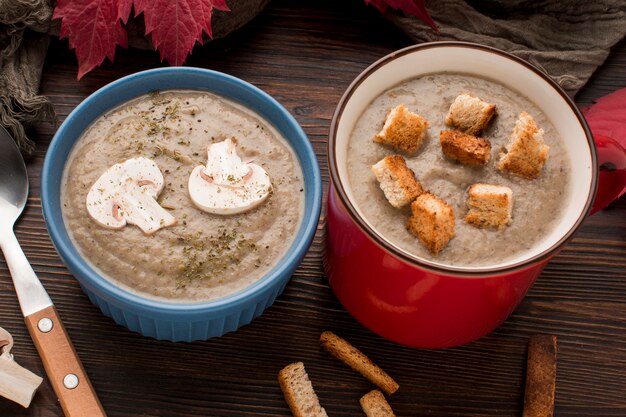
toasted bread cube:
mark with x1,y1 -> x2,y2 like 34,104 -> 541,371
445,93 -> 496,135
360,390 -> 396,417
407,193 -> 455,255
465,184 -> 513,229
497,112 -> 550,179
371,155 -> 424,208
374,104 -> 428,154
440,130 -> 491,165
278,362 -> 328,417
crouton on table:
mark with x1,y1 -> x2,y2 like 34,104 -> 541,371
278,362 -> 328,417
523,335 -> 557,417
360,390 -> 396,417
440,130 -> 491,165
498,112 -> 550,179
407,193 -> 455,255
374,104 -> 428,154
319,331 -> 399,395
445,93 -> 496,135
465,183 -> 513,229
371,155 -> 423,208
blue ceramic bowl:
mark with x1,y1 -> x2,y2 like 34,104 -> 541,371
42,67 -> 322,342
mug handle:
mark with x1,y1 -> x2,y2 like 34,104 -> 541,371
590,134 -> 626,215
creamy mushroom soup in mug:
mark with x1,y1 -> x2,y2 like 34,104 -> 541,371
62,90 -> 305,302
347,73 -> 571,267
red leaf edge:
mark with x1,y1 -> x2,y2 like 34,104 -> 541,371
53,0 -> 230,78
365,0 -> 438,32
53,0 -> 131,79
134,0 -> 230,66
583,87 -> 626,150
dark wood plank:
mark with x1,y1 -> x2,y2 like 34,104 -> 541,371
1,1 -> 625,416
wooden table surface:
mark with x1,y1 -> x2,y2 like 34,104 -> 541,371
1,1 -> 625,416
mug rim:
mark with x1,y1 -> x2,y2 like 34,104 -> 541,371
328,41 -> 598,277
42,66 -> 322,313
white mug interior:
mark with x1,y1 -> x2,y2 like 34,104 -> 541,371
333,43 -> 595,273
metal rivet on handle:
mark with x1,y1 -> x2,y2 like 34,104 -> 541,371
37,318 -> 53,333
63,373 -> 79,390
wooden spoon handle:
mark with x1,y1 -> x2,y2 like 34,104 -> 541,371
24,306 -> 106,417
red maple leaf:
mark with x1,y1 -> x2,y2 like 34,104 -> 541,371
583,88 -> 626,147
54,0 -> 132,79
582,88 -> 626,210
365,0 -> 438,31
134,0 -> 229,66
117,0 -> 134,24
53,0 -> 229,79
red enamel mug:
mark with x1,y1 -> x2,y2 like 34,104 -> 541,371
325,42 -> 626,348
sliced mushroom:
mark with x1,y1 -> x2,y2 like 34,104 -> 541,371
188,138 -> 271,215
86,157 -> 176,234
0,327 -> 43,408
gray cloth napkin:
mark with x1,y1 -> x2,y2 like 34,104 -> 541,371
385,0 -> 626,96
0,0 -> 54,156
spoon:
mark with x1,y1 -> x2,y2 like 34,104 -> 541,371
0,126 -> 106,416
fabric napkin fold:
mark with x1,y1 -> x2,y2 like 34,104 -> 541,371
385,0 -> 626,96
0,0 -> 54,156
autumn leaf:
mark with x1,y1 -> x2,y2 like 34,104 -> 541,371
134,0 -> 230,66
53,0 -> 132,79
53,0 -> 230,79
117,0 -> 134,24
365,0 -> 438,31
583,88 -> 626,149
583,88 -> 626,210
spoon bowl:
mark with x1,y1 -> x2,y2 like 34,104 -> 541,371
0,127 -> 28,223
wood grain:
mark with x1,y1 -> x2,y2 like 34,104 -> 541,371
0,1 -> 625,416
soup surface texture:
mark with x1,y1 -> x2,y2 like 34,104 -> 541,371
347,73 -> 571,267
62,90 -> 304,302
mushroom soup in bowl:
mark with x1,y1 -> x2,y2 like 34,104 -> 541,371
42,68 -> 321,341
62,90 -> 304,302
347,73 -> 571,266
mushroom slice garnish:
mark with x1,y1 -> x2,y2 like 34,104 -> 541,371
86,157 -> 176,234
188,138 -> 271,215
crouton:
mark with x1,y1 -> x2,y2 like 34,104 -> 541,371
278,362 -> 328,417
320,331 -> 399,395
407,193 -> 455,255
360,390 -> 396,417
465,183 -> 513,229
523,335 -> 557,417
440,130 -> 491,165
497,112 -> 550,179
371,155 -> 424,208
445,93 -> 496,134
374,104 -> 428,154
